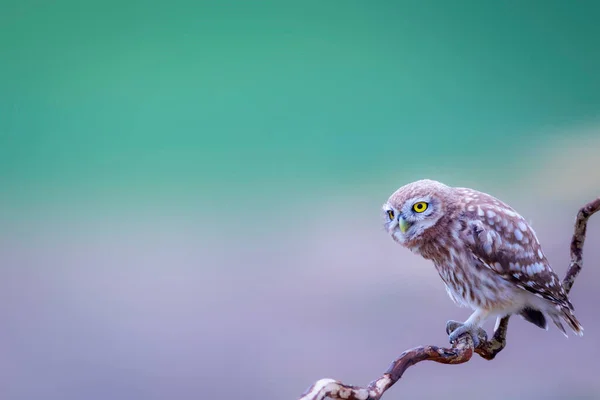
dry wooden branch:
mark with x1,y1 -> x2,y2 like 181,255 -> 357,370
298,198 -> 600,400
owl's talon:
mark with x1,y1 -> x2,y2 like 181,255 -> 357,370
445,320 -> 463,335
446,321 -> 488,347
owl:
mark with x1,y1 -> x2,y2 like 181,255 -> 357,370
382,179 -> 583,346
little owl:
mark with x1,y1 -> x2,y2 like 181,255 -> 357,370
382,179 -> 583,346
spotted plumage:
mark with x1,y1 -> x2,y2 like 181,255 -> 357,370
382,179 -> 583,340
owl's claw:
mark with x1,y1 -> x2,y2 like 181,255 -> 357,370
446,320 -> 488,347
445,320 -> 463,335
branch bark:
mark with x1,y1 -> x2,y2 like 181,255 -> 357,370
298,197 -> 600,400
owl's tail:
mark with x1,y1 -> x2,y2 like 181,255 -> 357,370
548,305 -> 584,337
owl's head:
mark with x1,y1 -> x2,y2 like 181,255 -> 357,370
382,179 -> 454,246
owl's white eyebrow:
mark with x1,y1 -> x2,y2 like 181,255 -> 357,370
406,195 -> 431,203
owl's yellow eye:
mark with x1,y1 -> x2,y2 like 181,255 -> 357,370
412,202 -> 428,213
387,210 -> 395,220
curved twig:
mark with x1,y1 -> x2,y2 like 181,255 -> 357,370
564,197 -> 600,292
298,198 -> 600,400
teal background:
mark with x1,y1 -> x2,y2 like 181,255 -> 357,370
2,1 -> 600,214
1,2 -> 600,399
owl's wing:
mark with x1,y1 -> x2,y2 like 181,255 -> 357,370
459,214 -> 570,307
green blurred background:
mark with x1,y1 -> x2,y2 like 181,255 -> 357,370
1,1 -> 600,399
2,0 -> 599,216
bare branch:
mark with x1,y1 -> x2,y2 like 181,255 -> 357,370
298,198 -> 600,400
564,197 -> 600,293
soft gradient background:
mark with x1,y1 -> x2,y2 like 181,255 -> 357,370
2,1 -> 600,399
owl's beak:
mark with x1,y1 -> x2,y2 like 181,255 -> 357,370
398,216 -> 411,233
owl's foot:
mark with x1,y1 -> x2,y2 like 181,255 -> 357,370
446,320 -> 488,347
